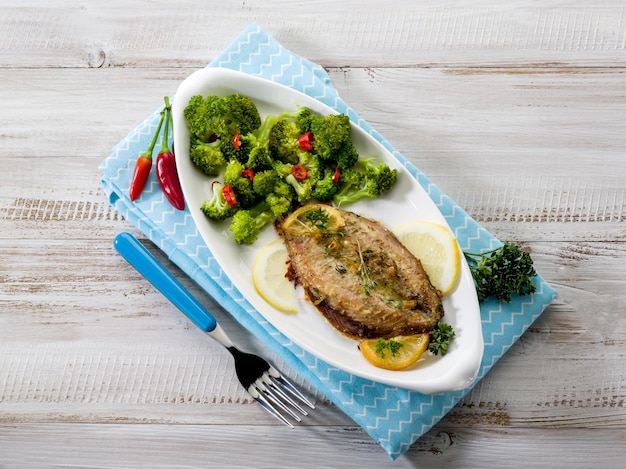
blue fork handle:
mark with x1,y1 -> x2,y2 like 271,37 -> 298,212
113,232 -> 217,333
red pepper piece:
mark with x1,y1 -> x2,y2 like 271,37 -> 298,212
232,131 -> 241,150
156,97 -> 185,210
242,168 -> 255,182
223,184 -> 237,206
298,131 -> 314,151
291,164 -> 308,181
332,167 -> 341,185
129,107 -> 166,201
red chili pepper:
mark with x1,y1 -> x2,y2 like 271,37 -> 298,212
242,168 -> 255,182
291,164 -> 308,181
129,107 -> 166,201
332,167 -> 341,185
156,96 -> 185,210
298,131 -> 314,151
223,184 -> 237,206
232,131 -> 241,150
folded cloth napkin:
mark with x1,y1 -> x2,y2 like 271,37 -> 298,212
100,23 -> 557,459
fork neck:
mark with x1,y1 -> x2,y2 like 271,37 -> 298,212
207,324 -> 234,348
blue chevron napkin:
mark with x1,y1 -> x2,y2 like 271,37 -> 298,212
100,23 -> 557,459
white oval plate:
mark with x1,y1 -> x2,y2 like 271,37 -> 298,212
172,68 -> 483,393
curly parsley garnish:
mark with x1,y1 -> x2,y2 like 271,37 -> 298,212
464,241 -> 537,303
375,338 -> 404,358
429,323 -> 455,356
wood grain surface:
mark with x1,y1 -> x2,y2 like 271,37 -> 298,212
1,1 -> 625,467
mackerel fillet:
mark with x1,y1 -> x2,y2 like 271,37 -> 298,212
281,205 -> 444,339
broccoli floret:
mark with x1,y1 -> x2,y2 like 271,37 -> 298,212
223,160 -> 258,208
295,107 -> 315,134
229,200 -> 274,245
221,132 -> 253,164
313,167 -> 340,202
272,161 -> 293,178
183,95 -> 221,142
334,141 -> 360,170
268,119 -> 303,164
266,180 -> 295,217
285,173 -> 314,203
267,107 -> 318,164
183,94 -> 261,146
211,94 -> 262,138
276,152 -> 322,204
252,169 -> 278,197
243,134 -> 273,170
332,167 -> 363,205
310,113 -> 352,162
200,181 -> 238,220
333,160 -> 398,206
359,158 -> 398,194
189,138 -> 227,176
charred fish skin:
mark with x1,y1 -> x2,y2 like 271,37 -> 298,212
282,205 -> 444,339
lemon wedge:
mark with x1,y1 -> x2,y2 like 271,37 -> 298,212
253,238 -> 298,313
282,204 -> 345,236
393,221 -> 461,296
359,334 -> 430,370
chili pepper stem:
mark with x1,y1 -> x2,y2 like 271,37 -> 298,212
160,96 -> 172,153
143,108 -> 166,158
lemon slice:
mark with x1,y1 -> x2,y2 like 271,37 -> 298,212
282,204 -> 345,236
253,239 -> 297,313
359,334 -> 430,370
393,221 -> 461,295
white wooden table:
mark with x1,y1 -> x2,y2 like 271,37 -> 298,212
1,2 -> 625,467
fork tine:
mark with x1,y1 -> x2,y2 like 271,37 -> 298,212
249,385 -> 295,428
267,365 -> 316,410
264,375 -> 308,418
256,375 -> 304,423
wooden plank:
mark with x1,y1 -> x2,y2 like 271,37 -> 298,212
0,423 -> 624,467
1,1 -> 626,68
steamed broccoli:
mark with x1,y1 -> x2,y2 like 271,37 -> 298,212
184,94 -> 261,142
183,95 -> 221,142
187,93 -> 400,245
189,138 -> 227,177
268,119 -> 302,164
229,200 -> 274,245
267,107 -> 318,164
334,141 -> 360,170
332,167 -> 363,203
285,173 -> 314,203
220,132 -> 253,164
310,113 -> 352,161
200,181 -> 238,220
295,107 -> 315,134
265,180 -> 295,217
184,94 -> 262,175
313,167 -> 340,202
223,160 -> 258,208
333,160 -> 397,206
242,133 -> 273,170
252,169 -> 278,197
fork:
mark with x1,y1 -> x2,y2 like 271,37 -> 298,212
113,232 -> 315,428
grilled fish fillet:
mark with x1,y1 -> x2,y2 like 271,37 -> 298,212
281,205 -> 444,339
